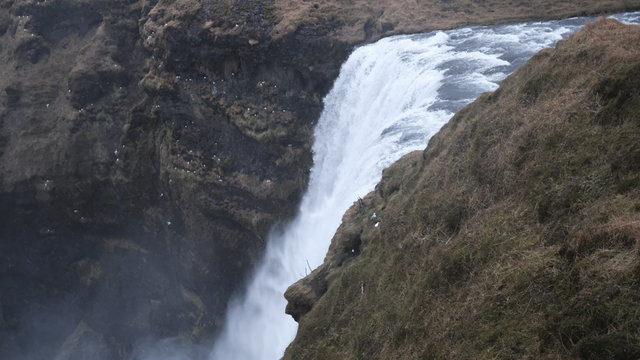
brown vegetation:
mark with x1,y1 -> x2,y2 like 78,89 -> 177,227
273,0 -> 640,43
285,19 -> 640,360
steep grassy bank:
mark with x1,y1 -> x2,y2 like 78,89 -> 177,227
285,19 -> 640,360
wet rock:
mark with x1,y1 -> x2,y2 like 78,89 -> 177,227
4,85 -> 20,106
54,322 -> 113,360
68,68 -> 104,107
67,24 -> 129,107
139,72 -> 176,96
0,0 -> 328,357
14,36 -> 49,63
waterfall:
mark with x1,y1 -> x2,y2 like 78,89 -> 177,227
209,12 -> 640,360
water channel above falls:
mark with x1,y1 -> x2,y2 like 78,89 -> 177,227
208,12 -> 640,360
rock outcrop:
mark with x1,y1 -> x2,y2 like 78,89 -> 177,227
284,18 -> 640,359
1,0 -> 639,358
0,0 -> 340,358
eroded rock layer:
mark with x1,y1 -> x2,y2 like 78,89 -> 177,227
0,0 -> 338,358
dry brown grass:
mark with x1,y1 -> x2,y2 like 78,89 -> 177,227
272,0 -> 640,43
284,19 -> 640,360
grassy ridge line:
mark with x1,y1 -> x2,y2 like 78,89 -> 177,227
272,0 -> 640,43
284,18 -> 640,360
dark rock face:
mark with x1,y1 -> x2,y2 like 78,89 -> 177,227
0,0 -> 350,358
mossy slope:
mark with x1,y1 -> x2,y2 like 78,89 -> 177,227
284,19 -> 640,360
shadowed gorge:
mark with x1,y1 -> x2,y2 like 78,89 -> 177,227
1,0 -> 331,357
284,18 -> 640,360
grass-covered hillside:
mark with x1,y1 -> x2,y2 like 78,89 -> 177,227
284,18 -> 640,360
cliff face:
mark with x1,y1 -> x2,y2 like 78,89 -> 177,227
0,0 -> 343,358
1,0 -> 639,358
285,19 -> 640,360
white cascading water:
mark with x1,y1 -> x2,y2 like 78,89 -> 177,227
209,12 -> 640,360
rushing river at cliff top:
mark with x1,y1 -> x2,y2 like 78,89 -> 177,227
208,12 -> 640,360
